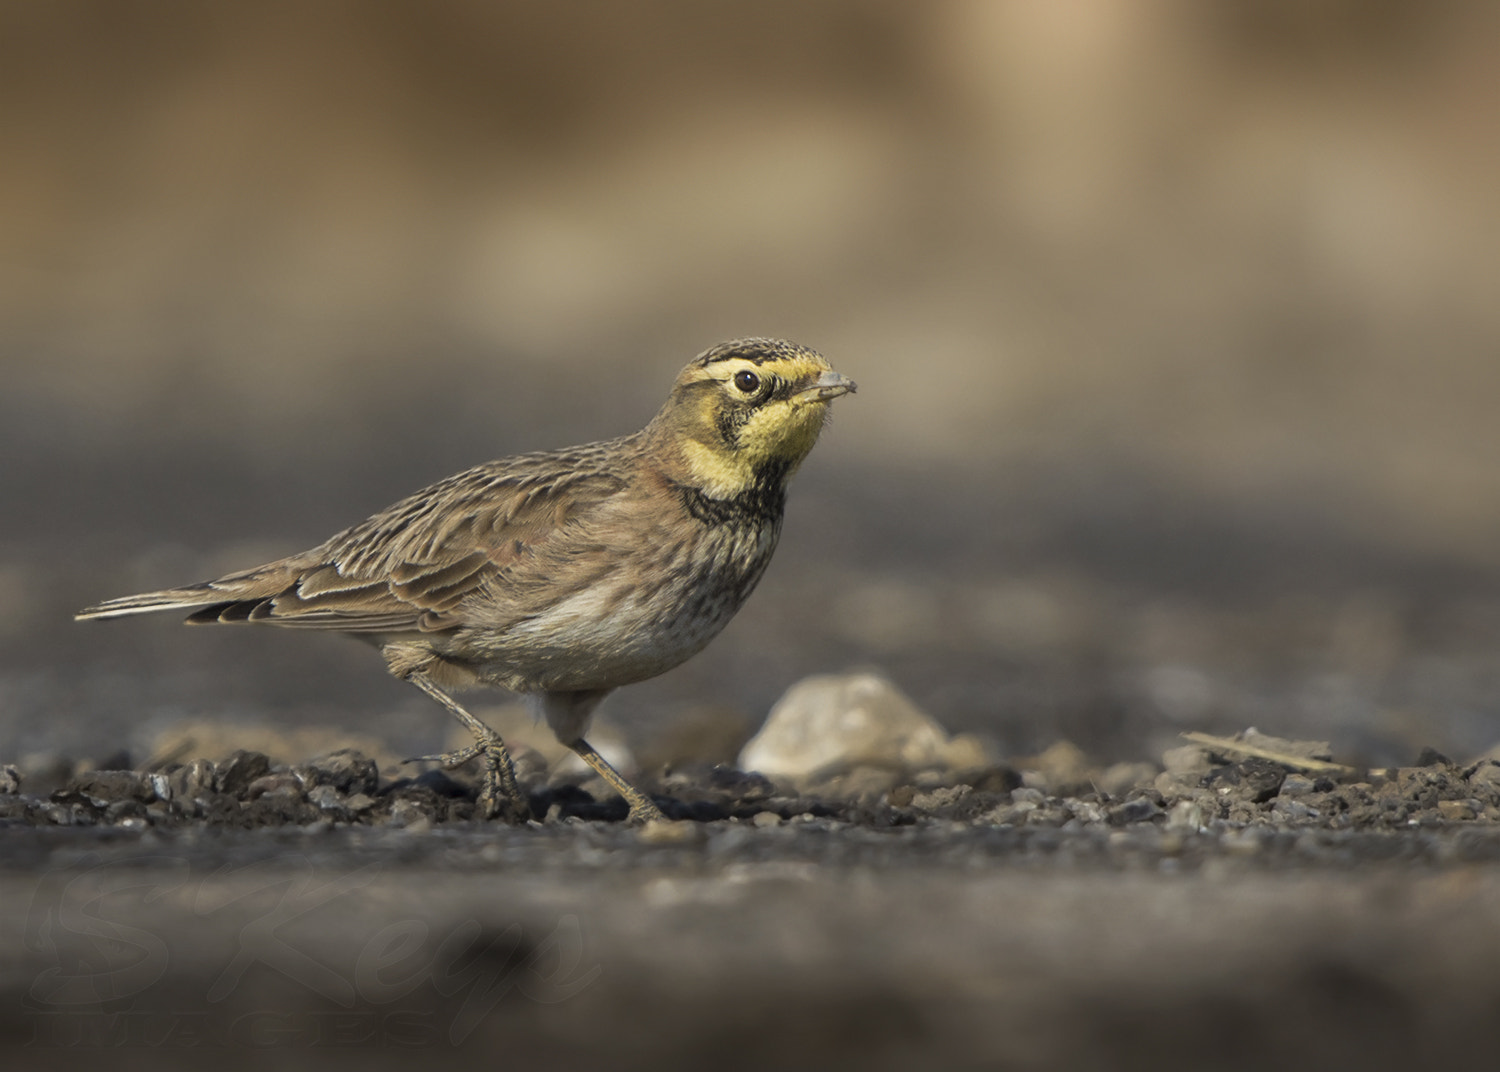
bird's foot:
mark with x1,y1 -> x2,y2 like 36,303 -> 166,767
561,735 -> 669,825
404,737 -> 529,822
624,794 -> 668,825
405,742 -> 486,767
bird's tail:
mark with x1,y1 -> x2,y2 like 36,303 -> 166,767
75,585 -> 226,622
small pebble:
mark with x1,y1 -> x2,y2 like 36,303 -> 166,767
912,785 -> 971,811
1107,797 -> 1161,826
1438,800 -> 1477,821
344,792 -> 377,813
1164,800 -> 1206,833
305,785 -> 347,812
1279,774 -> 1318,798
388,800 -> 431,829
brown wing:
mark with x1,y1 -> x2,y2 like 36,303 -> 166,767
179,445 -> 634,633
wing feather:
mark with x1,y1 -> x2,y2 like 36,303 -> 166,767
226,452 -> 631,631
78,441 -> 641,634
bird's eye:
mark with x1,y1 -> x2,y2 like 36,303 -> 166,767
733,370 -> 760,394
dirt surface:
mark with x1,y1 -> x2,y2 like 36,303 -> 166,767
5,738 -> 1500,1069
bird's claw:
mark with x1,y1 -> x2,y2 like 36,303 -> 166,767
402,744 -> 485,769
404,740 -> 528,821
626,800 -> 669,825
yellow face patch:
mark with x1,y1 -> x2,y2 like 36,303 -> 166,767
650,339 -> 854,499
674,352 -> 843,497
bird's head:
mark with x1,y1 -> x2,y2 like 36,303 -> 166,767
650,338 -> 856,498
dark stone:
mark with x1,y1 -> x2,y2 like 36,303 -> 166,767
964,767 -> 1024,794
57,770 -> 156,807
667,799 -> 729,822
1205,760 -> 1285,804
706,765 -> 776,802
297,749 -> 380,796
215,751 -> 273,797
1107,798 -> 1162,826
239,795 -> 323,827
167,758 -> 215,801
527,783 -> 645,822
381,780 -> 464,823
540,783 -> 597,807
0,797 -> 34,821
306,784 -> 351,816
194,791 -> 246,825
653,764 -> 775,808
245,773 -> 306,800
1395,767 -> 1449,808
1204,764 -> 1241,788
409,768 -> 470,798
948,792 -> 1016,823
1239,760 -> 1287,804
566,799 -> 629,822
105,799 -> 150,823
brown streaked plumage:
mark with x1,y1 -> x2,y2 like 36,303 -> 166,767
76,338 -> 855,823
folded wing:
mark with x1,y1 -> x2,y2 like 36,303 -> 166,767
76,452 -> 632,634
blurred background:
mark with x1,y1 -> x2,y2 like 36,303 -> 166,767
4,0 -> 1500,770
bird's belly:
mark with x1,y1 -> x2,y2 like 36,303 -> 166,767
463,524 -> 776,692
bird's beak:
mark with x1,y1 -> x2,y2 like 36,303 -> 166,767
797,370 -> 857,402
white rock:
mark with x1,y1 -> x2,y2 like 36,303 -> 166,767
1164,799 -> 1207,833
737,673 -> 985,782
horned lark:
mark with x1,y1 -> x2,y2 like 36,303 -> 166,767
77,339 -> 855,823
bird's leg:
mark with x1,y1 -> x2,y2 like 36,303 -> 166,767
565,738 -> 666,824
536,690 -> 666,824
403,673 -> 528,821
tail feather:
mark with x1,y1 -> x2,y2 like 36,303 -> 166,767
75,586 -> 227,621
75,560 -> 417,631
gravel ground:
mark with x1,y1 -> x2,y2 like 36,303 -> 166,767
5,732 -> 1500,1070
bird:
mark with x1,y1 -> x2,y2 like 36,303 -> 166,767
76,338 -> 856,824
